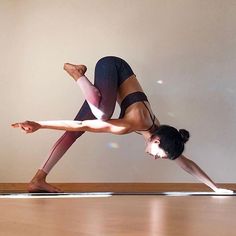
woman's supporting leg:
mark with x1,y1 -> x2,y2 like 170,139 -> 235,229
29,101 -> 95,193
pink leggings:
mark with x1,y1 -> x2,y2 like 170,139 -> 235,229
40,56 -> 134,173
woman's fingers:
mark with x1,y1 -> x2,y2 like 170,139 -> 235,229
11,123 -> 20,128
11,122 -> 32,132
11,122 -> 23,129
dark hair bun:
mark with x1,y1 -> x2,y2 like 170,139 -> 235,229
179,129 -> 190,143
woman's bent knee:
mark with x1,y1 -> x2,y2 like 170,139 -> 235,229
99,114 -> 112,121
96,56 -> 119,67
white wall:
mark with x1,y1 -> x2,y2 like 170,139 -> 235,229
1,0 -> 236,183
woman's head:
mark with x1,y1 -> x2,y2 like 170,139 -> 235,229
145,125 -> 190,160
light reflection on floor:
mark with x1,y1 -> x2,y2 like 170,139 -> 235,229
0,192 -> 113,199
0,192 -> 235,199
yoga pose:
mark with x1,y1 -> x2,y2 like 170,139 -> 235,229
12,56 -> 232,193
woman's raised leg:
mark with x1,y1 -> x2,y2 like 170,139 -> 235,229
64,57 -> 120,120
64,56 -> 135,120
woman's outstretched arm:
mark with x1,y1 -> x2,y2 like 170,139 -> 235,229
174,155 -> 233,193
11,119 -> 132,135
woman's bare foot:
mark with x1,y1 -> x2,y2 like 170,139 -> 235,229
64,63 -> 87,81
28,180 -> 63,193
28,169 -> 63,193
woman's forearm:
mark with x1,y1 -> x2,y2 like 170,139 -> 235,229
185,160 -> 218,191
38,120 -> 84,131
38,120 -> 113,132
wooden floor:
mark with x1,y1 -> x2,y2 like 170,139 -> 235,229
0,194 -> 235,236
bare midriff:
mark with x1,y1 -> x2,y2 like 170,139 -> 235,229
117,75 -> 144,102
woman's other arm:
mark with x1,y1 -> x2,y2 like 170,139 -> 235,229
174,155 -> 233,193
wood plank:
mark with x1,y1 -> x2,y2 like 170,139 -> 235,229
0,183 -> 235,193
0,195 -> 235,236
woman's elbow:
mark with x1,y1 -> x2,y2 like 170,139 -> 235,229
95,113 -> 112,121
111,126 -> 131,135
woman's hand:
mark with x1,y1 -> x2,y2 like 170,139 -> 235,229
214,188 -> 234,194
11,121 -> 41,133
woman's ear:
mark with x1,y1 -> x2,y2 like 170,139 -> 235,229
153,137 -> 160,144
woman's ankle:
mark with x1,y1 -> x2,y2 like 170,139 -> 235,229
31,169 -> 48,182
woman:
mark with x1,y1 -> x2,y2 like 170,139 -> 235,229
12,56 -> 232,194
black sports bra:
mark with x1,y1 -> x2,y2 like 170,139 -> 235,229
119,91 -> 158,134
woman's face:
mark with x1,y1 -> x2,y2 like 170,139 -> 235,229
145,137 -> 168,160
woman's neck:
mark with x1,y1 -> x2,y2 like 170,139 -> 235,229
141,131 -> 153,142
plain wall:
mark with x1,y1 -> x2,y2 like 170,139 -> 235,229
1,0 -> 236,183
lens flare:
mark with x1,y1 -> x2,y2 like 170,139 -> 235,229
107,142 -> 119,149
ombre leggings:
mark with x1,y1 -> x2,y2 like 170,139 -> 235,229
40,56 -> 134,174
